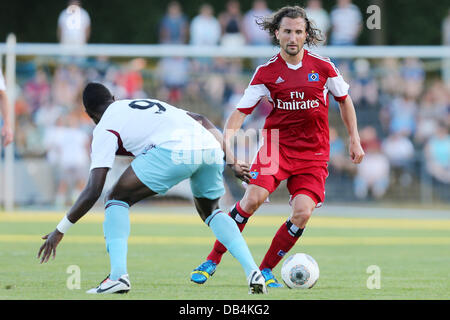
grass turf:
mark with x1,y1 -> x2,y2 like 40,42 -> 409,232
0,211 -> 449,300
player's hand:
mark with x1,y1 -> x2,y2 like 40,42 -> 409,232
37,229 -> 64,264
349,139 -> 365,164
230,162 -> 252,183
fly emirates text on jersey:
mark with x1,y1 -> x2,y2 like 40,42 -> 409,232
276,91 -> 320,110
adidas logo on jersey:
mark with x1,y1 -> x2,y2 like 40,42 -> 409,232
275,76 -> 285,84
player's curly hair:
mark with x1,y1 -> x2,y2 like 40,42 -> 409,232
256,5 -> 324,47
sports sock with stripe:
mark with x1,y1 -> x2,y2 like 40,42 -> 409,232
103,200 -> 130,281
259,218 -> 304,270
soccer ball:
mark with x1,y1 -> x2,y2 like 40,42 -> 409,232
281,253 -> 319,289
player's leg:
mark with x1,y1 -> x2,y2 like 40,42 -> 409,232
206,184 -> 269,264
193,196 -> 266,293
87,165 -> 156,294
194,196 -> 260,276
102,147 -> 192,278
105,165 -> 157,278
205,149 -> 278,265
259,165 -> 327,286
189,150 -> 266,293
260,193 -> 316,268
105,165 -> 157,206
191,147 -> 279,284
257,193 -> 316,288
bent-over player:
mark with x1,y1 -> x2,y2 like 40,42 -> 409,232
37,82 -> 267,294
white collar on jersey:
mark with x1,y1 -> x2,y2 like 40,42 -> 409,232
280,49 -> 306,70
285,61 -> 303,70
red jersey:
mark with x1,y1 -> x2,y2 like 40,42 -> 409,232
236,49 -> 349,161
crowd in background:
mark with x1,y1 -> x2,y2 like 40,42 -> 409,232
5,0 -> 449,206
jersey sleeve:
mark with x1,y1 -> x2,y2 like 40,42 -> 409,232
325,62 -> 349,101
89,128 -> 118,171
236,68 -> 270,115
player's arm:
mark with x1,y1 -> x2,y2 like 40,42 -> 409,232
223,109 -> 248,145
66,167 -> 109,223
337,96 -> 365,164
0,89 -> 13,146
187,112 -> 251,183
37,168 -> 109,263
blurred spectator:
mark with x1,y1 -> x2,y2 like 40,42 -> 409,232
190,4 -> 221,46
23,69 -> 51,115
189,3 -> 222,72
351,59 -> 378,107
415,100 -> 438,146
45,113 -> 90,207
382,132 -> 415,187
157,57 -> 190,103
219,0 -> 245,46
381,92 -> 418,137
329,126 -> 355,175
116,58 -> 147,99
379,58 -> 404,99
427,80 -> 450,120
204,74 -> 226,106
52,65 -> 85,109
223,79 -> 247,123
57,0 -> 91,46
159,1 -> 189,44
424,122 -> 450,185
329,0 -> 362,46
354,126 -> 390,200
349,59 -> 380,130
15,115 -> 44,157
0,68 -> 13,146
305,0 -> 330,44
242,0 -> 272,46
34,99 -> 65,131
400,57 -> 425,99
414,80 -> 450,145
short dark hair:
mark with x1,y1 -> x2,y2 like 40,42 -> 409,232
256,6 -> 324,47
82,82 -> 113,113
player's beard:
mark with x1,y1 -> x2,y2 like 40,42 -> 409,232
284,43 -> 301,56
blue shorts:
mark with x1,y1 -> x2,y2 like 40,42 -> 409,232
131,147 -> 226,200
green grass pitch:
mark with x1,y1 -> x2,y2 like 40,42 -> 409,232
0,211 -> 449,300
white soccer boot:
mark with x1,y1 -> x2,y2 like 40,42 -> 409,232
86,274 -> 131,294
247,270 -> 268,294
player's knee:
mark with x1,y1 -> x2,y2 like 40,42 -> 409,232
104,189 -> 129,205
240,191 -> 266,214
240,196 -> 261,215
291,206 -> 313,228
104,191 -> 113,203
104,190 -> 113,204
195,197 -> 220,222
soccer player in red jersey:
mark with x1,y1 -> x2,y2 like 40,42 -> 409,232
191,5 -> 365,287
